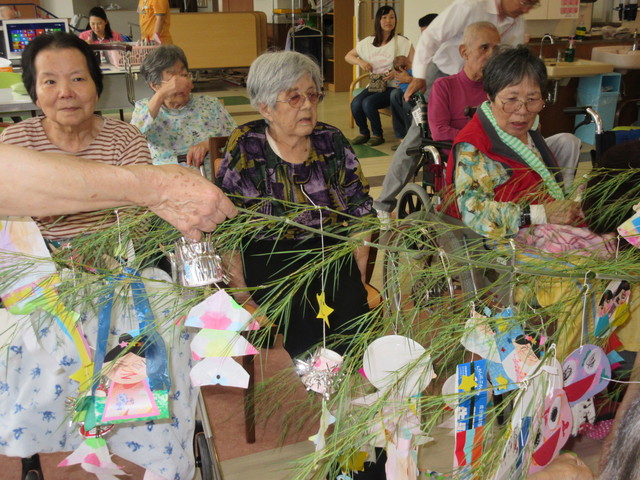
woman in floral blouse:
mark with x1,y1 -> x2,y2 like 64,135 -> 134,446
132,45 -> 236,169
216,50 -> 375,359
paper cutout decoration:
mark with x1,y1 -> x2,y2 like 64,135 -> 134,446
58,436 -> 123,480
562,344 -> 611,406
570,397 -> 596,436
185,289 -> 260,331
363,335 -> 434,398
309,401 -> 336,450
595,280 -> 631,338
529,389 -> 573,473
617,207 -> 640,248
316,291 -> 334,327
454,360 -> 488,471
191,329 -> 258,359
93,332 -> 169,425
189,357 -> 250,388
461,308 -> 540,394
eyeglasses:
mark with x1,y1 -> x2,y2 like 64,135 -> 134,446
160,72 -> 194,83
519,0 -> 540,7
498,97 -> 545,113
276,91 -> 325,108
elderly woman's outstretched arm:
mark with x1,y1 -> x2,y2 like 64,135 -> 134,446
0,144 -> 237,239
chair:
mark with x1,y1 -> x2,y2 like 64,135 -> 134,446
208,135 -> 256,443
348,72 -> 392,129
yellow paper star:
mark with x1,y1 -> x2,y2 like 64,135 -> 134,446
69,361 -> 95,390
495,374 -> 509,389
459,373 -> 478,392
316,291 -> 334,327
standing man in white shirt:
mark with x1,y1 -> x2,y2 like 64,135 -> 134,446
374,0 -> 539,219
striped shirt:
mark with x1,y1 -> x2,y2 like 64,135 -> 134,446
1,116 -> 152,240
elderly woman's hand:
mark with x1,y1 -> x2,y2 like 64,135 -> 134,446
137,164 -> 237,240
186,140 -> 209,167
544,200 -> 584,225
158,74 -> 192,99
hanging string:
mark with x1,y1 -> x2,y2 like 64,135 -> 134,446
300,185 -> 327,346
580,271 -> 592,346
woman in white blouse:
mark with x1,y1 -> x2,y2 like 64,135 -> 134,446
345,5 -> 414,147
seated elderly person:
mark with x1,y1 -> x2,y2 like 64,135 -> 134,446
445,45 -> 617,357
131,45 -> 236,168
215,50 -> 375,359
1,32 -> 151,242
427,22 -> 500,143
0,32 -> 198,480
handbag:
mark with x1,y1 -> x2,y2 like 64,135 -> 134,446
368,73 -> 388,93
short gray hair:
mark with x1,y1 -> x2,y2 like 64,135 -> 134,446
140,45 -> 189,85
246,50 -> 323,110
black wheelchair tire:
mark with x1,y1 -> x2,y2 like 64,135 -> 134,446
396,183 -> 432,219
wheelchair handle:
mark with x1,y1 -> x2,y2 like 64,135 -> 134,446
563,106 -> 603,135
407,141 -> 452,158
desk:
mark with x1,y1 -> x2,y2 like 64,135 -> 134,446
0,65 -> 152,117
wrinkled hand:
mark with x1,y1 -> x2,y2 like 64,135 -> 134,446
527,453 -> 594,480
544,200 -> 583,225
146,164 -> 237,240
404,77 -> 426,102
159,74 -> 193,99
394,67 -> 412,84
186,140 -> 209,167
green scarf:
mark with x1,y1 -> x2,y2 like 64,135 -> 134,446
480,101 -> 564,200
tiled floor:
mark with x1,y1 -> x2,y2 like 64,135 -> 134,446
119,78 -> 604,480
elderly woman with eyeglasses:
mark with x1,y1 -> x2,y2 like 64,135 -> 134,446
445,45 -> 617,359
216,50 -> 375,360
131,44 -> 236,167
446,45 -> 586,240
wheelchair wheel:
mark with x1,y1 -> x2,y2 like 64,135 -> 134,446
382,211 -> 476,314
396,183 -> 432,219
193,420 -> 223,480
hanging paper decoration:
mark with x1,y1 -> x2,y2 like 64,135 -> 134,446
594,280 -> 631,338
617,206 -> 640,248
186,289 -> 259,388
94,333 -> 169,425
350,335 -> 435,480
363,335 -> 434,398
191,329 -> 258,359
58,435 -> 123,480
185,289 -> 260,331
190,356 -> 250,388
0,218 -> 94,388
528,389 -> 573,473
461,308 -> 541,395
454,360 -> 488,473
562,344 -> 611,406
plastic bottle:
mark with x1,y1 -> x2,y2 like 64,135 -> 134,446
564,36 -> 576,62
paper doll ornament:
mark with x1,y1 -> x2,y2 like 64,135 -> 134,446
363,335 -> 434,398
185,289 -> 260,331
594,280 -> 631,338
191,329 -> 258,359
529,389 -> 573,473
618,207 -> 640,248
189,356 -> 250,388
562,344 -> 611,406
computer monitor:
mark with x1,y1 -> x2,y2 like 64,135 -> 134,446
2,18 -> 69,61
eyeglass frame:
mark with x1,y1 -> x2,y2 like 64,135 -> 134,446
160,72 -> 194,84
496,96 -> 546,114
275,91 -> 325,108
